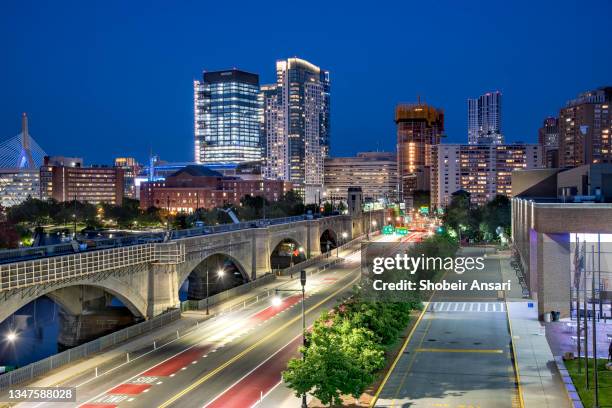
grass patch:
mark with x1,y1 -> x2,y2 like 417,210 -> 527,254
565,358 -> 612,407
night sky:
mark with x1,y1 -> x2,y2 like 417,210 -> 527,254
1,0 -> 611,165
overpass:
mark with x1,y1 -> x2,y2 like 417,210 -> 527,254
0,211 -> 385,331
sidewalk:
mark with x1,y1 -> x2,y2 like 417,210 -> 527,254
500,254 -> 572,408
507,301 -> 572,408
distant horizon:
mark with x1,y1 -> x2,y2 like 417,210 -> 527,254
1,1 -> 610,165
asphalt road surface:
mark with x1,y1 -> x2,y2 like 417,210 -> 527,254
375,247 -> 521,408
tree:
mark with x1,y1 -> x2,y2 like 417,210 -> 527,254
481,195 -> 511,240
283,311 -> 385,406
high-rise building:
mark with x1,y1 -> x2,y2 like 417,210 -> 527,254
467,91 -> 504,145
194,69 -> 262,165
395,101 -> 444,207
431,143 -> 543,207
538,117 -> 560,168
0,113 -> 46,207
558,87 -> 612,168
324,152 -> 397,203
114,157 -> 140,199
262,58 -> 330,203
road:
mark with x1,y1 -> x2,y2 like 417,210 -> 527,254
374,247 -> 521,408
14,234 -> 400,408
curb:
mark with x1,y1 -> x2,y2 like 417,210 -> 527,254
554,356 -> 584,408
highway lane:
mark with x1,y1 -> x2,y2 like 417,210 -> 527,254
374,247 -> 521,408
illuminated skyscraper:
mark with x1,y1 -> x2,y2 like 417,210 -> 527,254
262,58 -> 330,203
558,87 -> 612,168
538,117 -> 560,168
194,69 -> 262,165
468,91 -> 503,145
395,101 -> 444,208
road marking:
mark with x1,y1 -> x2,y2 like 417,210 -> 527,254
415,348 -> 504,354
428,302 -> 505,313
158,272 -> 362,408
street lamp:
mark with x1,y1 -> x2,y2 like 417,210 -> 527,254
205,268 -> 225,315
338,231 -> 349,257
6,331 -> 17,343
274,270 -> 308,408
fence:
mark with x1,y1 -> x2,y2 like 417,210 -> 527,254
280,234 -> 365,277
181,273 -> 276,312
0,309 -> 181,392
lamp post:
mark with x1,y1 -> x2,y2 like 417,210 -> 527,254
206,268 -> 225,315
338,231 -> 348,257
272,270 -> 308,408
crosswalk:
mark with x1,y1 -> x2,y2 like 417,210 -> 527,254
428,301 -> 506,313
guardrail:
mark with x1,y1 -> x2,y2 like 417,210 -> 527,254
181,273 -> 276,312
0,308 -> 181,392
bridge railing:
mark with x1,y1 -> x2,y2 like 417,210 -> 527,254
0,214 -> 343,265
0,244 -> 156,292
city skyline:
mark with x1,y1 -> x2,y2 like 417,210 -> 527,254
1,1 -> 611,164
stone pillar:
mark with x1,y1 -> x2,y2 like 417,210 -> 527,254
253,228 -> 271,278
148,263 -> 180,318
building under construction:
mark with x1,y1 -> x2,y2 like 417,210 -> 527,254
395,101 -> 444,208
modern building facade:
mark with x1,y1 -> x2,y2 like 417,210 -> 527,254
511,164 -> 612,319
431,143 -> 543,207
40,159 -> 124,205
323,152 -> 397,203
139,165 -> 292,212
194,69 -> 262,165
261,58 -> 330,204
395,101 -> 444,208
114,157 -> 140,199
0,113 -> 46,207
467,91 -> 503,145
538,117 -> 560,168
558,87 -> 612,168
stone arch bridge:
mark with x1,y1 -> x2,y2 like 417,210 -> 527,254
0,212 -> 384,325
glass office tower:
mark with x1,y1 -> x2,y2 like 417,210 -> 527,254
194,69 -> 262,165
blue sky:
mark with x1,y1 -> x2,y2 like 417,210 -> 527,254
1,0 -> 611,164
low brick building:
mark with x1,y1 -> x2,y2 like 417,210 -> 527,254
139,165 -> 292,212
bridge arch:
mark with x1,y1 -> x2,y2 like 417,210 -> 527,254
179,252 -> 250,301
0,278 -> 147,327
270,237 -> 306,269
319,228 -> 338,253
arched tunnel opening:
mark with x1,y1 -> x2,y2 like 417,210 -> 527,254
270,238 -> 306,270
320,229 -> 338,253
0,286 -> 141,368
180,254 -> 249,301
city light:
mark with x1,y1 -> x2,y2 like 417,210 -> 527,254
217,269 -> 225,277
272,296 -> 282,306
342,232 -> 348,239
6,331 -> 17,343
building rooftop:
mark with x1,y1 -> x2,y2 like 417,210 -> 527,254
170,165 -> 223,178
